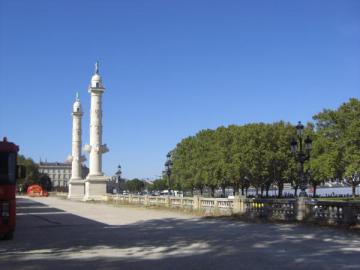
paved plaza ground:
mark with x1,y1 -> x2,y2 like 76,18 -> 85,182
0,196 -> 359,270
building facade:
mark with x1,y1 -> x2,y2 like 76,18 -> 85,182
39,162 -> 89,189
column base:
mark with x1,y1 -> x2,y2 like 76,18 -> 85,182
68,179 -> 85,200
296,197 -> 311,221
83,175 -> 108,201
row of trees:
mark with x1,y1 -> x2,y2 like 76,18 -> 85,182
119,178 -> 168,194
168,98 -> 360,198
17,155 -> 52,192
121,178 -> 145,193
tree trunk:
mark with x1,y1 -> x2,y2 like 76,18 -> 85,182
313,184 -> 317,198
265,183 -> 271,197
265,187 -> 269,197
234,184 -> 240,196
278,182 -> 283,198
352,184 -> 356,198
241,186 -> 245,196
260,186 -> 264,197
200,186 -> 203,195
294,186 -> 298,197
222,185 -> 226,197
210,186 -> 215,198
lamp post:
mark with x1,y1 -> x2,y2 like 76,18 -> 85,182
115,165 -> 122,194
165,152 -> 173,196
290,121 -> 312,197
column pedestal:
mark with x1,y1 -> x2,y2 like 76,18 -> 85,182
296,197 -> 311,221
68,179 -> 85,200
83,175 -> 108,201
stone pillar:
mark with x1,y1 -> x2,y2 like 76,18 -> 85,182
144,195 -> 149,206
88,92 -> 103,175
193,196 -> 200,211
68,94 -> 85,199
296,197 -> 310,221
83,62 -> 109,201
233,195 -> 246,214
165,196 -> 171,207
343,204 -> 356,226
213,199 -> 220,215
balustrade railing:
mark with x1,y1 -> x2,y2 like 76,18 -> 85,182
106,194 -> 360,227
245,199 -> 296,221
306,201 -> 360,225
182,198 -> 194,207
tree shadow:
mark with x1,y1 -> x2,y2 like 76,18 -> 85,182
0,197 -> 359,270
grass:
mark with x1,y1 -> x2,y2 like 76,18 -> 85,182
317,197 -> 360,203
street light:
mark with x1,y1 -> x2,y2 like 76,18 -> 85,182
291,121 -> 312,197
164,152 -> 173,196
115,165 -> 122,194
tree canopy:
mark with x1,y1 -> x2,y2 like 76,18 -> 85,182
17,155 -> 52,192
168,98 -> 360,198
312,98 -> 360,197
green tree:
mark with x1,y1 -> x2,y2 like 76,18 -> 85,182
17,154 -> 40,191
313,98 -> 360,197
124,179 -> 145,193
39,173 -> 52,191
152,178 -> 168,191
307,132 -> 336,197
265,122 -> 295,197
169,98 -> 359,199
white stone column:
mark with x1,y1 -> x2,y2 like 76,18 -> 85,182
68,94 -> 85,199
83,62 -> 109,201
89,92 -> 103,176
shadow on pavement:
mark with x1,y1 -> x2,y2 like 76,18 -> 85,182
0,197 -> 359,270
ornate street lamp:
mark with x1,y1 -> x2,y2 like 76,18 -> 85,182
115,165 -> 122,194
164,152 -> 173,196
291,121 -> 312,197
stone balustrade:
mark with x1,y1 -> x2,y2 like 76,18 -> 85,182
305,200 -> 360,225
108,194 -> 238,214
245,198 -> 297,221
106,194 -> 360,227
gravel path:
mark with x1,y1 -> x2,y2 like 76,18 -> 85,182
23,196 -> 192,225
0,196 -> 359,270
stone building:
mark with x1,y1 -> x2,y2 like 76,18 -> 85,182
38,161 -> 89,189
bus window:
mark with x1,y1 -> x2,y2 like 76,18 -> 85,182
0,152 -> 16,184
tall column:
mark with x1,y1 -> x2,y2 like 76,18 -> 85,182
68,93 -> 86,199
89,92 -> 103,176
83,62 -> 109,200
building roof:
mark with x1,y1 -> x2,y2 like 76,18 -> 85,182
39,162 -> 70,167
39,162 -> 89,169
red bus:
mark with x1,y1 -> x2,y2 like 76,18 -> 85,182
0,137 -> 24,240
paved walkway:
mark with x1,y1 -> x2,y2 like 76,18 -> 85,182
0,196 -> 359,270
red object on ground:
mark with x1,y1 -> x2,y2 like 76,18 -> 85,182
27,184 -> 49,197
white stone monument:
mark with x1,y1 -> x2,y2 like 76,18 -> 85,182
83,62 -> 109,200
68,93 -> 86,199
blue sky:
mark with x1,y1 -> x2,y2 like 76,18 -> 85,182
0,0 -> 359,179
